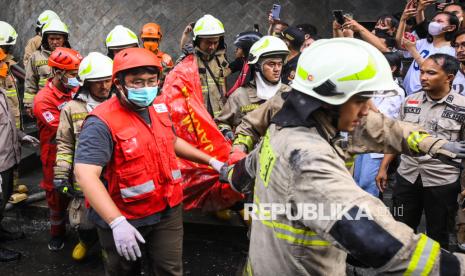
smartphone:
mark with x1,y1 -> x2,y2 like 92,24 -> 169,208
271,4 -> 281,21
333,10 -> 345,25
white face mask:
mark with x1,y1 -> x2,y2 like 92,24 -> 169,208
255,72 -> 281,100
428,21 -> 445,36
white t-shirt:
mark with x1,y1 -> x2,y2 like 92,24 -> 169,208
452,69 -> 465,95
403,39 -> 455,95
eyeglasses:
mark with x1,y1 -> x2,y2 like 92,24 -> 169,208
128,79 -> 158,89
453,42 -> 465,49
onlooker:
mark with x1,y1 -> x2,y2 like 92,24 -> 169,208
296,23 -> 318,50
453,29 -> 465,95
398,6 -> 458,94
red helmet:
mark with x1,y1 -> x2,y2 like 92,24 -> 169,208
112,47 -> 163,82
48,47 -> 82,70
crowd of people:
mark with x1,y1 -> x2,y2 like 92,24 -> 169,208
3,0 -> 465,274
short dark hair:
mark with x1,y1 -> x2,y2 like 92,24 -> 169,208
427,53 -> 460,76
383,52 -> 402,77
427,12 -> 460,42
295,23 -> 318,37
377,15 -> 399,30
116,66 -> 160,85
444,2 -> 465,12
452,28 -> 465,45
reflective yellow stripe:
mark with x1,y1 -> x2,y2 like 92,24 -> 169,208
71,112 -> 88,122
245,258 -> 253,276
404,234 -> 440,276
407,132 -> 430,153
233,134 -> 254,152
15,120 -> 20,129
254,194 -> 330,246
24,92 -> 35,100
338,56 -> 377,82
240,104 -> 260,113
259,130 -> 276,187
56,153 -> 73,164
6,89 -> 17,97
345,154 -> 356,169
38,78 -> 47,87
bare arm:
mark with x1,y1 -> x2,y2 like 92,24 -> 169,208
343,18 -> 389,52
396,2 -> 417,49
174,137 -> 214,164
375,153 -> 397,193
74,163 -> 122,224
179,23 -> 193,51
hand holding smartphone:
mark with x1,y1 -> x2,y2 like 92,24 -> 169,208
333,10 -> 345,26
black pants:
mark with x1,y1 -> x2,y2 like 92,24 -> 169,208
392,173 -> 459,250
0,165 -> 16,223
97,205 -> 183,276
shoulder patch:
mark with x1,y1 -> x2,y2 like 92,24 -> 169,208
42,111 -> 55,123
153,103 -> 168,113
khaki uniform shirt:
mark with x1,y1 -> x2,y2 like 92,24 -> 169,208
214,82 -> 265,131
0,55 -> 21,128
195,48 -> 230,117
23,35 -> 42,67
236,110 -> 464,275
24,47 -> 52,107
0,88 -> 23,172
398,91 -> 465,187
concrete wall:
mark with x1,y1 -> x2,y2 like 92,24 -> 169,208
0,0 -> 406,66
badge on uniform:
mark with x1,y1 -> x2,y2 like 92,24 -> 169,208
42,111 -> 55,122
153,103 -> 168,113
406,99 -> 420,106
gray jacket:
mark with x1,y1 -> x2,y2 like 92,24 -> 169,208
0,88 -> 24,172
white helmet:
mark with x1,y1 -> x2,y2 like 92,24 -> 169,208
0,21 -> 17,46
42,19 -> 69,36
105,25 -> 139,49
36,10 -> 60,28
193,14 -> 225,40
78,52 -> 113,84
291,38 -> 397,105
248,35 -> 289,64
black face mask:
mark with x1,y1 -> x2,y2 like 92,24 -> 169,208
374,28 -> 390,38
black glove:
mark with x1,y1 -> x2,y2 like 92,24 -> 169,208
219,164 -> 231,184
221,128 -> 235,141
53,178 -> 75,196
439,141 -> 465,159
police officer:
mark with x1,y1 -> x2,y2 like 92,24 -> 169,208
33,47 -> 82,251
280,26 -> 305,85
74,48 -> 225,275
105,25 -> 139,59
53,52 -> 113,260
377,53 -> 465,250
24,19 -> 71,117
223,38 -> 465,275
215,36 -> 289,141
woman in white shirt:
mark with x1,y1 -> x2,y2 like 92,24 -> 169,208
397,5 -> 459,95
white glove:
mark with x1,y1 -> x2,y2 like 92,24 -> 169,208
22,135 -> 39,146
109,216 -> 145,261
209,158 -> 225,173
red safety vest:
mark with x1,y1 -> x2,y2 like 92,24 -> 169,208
91,97 -> 183,219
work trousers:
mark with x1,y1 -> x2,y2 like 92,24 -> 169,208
392,174 -> 459,250
97,205 -> 183,276
0,165 -> 16,223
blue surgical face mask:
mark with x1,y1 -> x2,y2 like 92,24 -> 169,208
66,77 -> 80,88
126,86 -> 159,107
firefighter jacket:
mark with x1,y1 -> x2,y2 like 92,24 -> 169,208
24,47 -> 52,107
23,35 -> 42,67
228,109 -> 465,275
0,55 -> 21,128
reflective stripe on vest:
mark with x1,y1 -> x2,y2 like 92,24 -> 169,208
39,77 -> 47,87
5,88 -> 17,97
56,153 -> 73,164
254,194 -> 330,247
404,234 -> 440,276
120,180 -> 155,199
234,134 -> 254,153
407,132 -> 430,153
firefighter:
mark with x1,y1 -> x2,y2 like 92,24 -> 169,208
222,38 -> 465,274
74,48 -> 225,275
23,10 -> 60,67
215,36 -> 289,141
105,25 -> 139,59
140,22 -> 174,80
24,19 -> 71,117
33,47 -> 82,251
192,14 -> 230,117
53,52 -> 113,260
